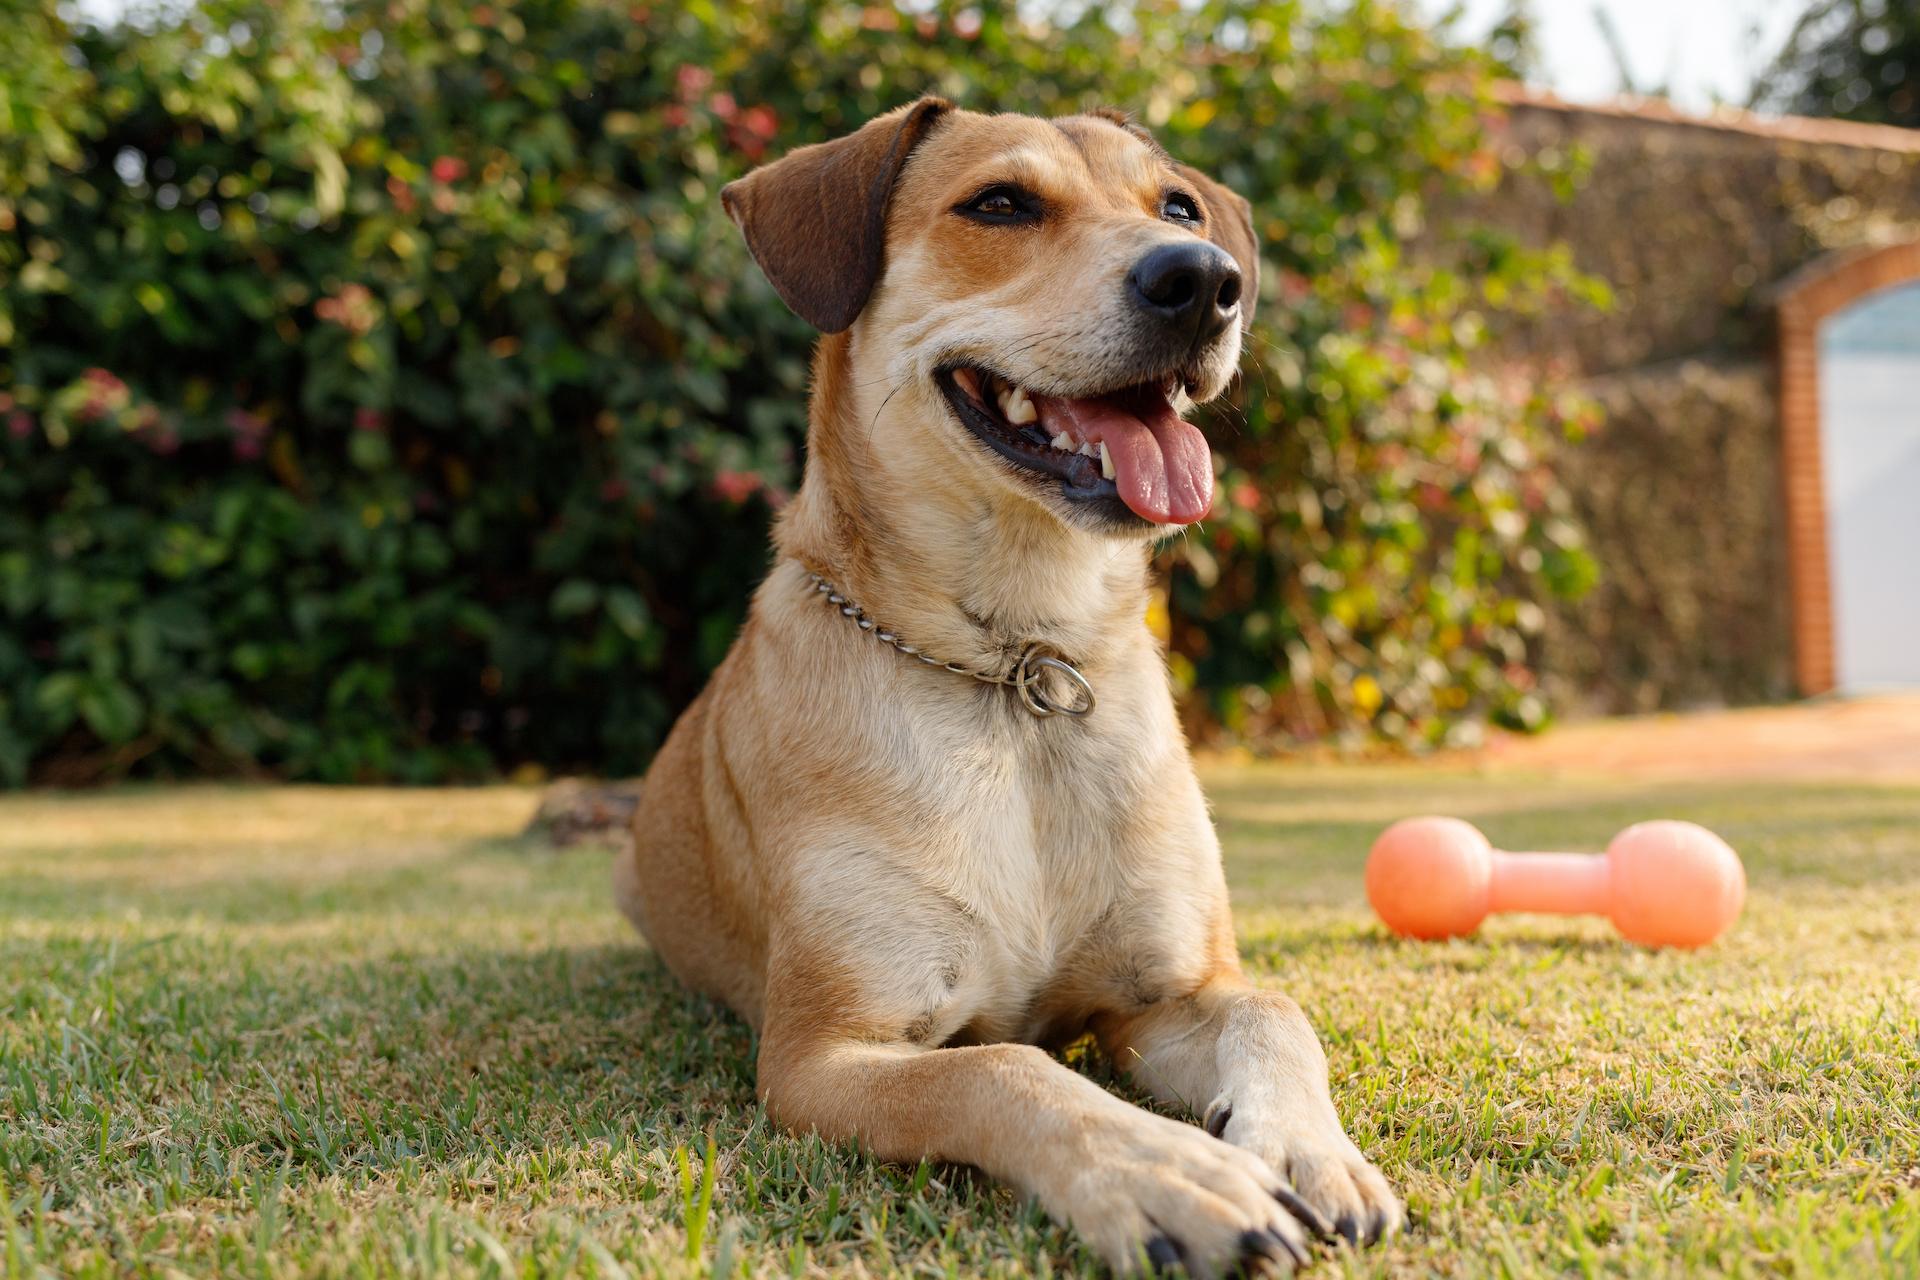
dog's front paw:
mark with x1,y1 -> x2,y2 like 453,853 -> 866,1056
1202,1096 -> 1403,1248
1057,1108 -> 1316,1276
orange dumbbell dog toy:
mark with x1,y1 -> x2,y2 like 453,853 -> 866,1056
1366,817 -> 1745,948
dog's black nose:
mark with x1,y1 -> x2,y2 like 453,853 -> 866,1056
1127,242 -> 1241,341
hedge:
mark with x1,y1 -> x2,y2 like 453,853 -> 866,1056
0,0 -> 1598,785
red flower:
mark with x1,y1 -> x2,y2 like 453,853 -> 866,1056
738,104 -> 777,140
226,407 -> 266,437
710,469 -> 761,504
663,104 -> 690,129
431,156 -> 467,184
386,174 -> 416,214
354,407 -> 387,433
599,478 -> 629,502
85,368 -> 127,396
728,126 -> 769,161
7,411 -> 32,440
232,436 -> 264,461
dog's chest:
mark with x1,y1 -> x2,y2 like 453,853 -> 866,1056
880,703 -> 1207,1044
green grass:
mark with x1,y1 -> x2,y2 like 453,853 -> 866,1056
2,767 -> 1917,1277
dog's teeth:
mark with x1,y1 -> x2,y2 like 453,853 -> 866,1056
1078,440 -> 1099,459
1001,384 -> 1036,425
1049,432 -> 1074,452
1099,441 -> 1115,480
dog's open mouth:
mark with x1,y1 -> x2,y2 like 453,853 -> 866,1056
937,366 -> 1214,525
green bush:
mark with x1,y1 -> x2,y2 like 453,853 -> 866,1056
0,0 -> 1596,785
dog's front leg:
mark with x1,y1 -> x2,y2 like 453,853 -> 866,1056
757,1012 -> 1314,1274
1094,979 -> 1403,1247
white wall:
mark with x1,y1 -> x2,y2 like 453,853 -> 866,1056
1819,284 -> 1920,690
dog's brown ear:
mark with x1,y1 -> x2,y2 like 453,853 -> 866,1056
720,97 -> 953,333
1174,163 -> 1260,327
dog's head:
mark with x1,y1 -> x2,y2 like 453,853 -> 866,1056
722,98 -> 1256,533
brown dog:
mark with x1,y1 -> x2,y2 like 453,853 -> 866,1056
617,99 -> 1402,1274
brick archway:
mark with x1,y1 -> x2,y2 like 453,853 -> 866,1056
1774,239 -> 1920,695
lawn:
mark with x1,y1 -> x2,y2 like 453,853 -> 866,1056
2,766 -> 1917,1278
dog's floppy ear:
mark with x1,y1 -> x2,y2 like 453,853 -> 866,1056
1173,163 -> 1260,327
720,97 -> 953,333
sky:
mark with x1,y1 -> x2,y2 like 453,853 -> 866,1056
70,0 -> 1809,117
1418,0 -> 1807,113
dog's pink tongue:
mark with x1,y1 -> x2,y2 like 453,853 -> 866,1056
1035,393 -> 1213,524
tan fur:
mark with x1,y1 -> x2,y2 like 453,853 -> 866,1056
618,102 -> 1401,1275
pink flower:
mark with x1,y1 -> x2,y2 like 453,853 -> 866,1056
663,104 -> 690,129
73,367 -> 129,423
226,408 -> 266,437
7,411 -> 32,440
232,436 -> 264,461
431,156 -> 467,184
707,91 -> 736,120
675,65 -> 712,100
316,284 -> 379,336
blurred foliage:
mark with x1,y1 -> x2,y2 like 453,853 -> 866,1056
0,0 -> 1597,785
1477,0 -> 1543,82
1752,0 -> 1919,127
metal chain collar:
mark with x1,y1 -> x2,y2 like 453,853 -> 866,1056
801,570 -> 1095,719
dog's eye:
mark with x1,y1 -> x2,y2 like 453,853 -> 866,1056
1161,192 -> 1202,224
956,185 -> 1039,225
